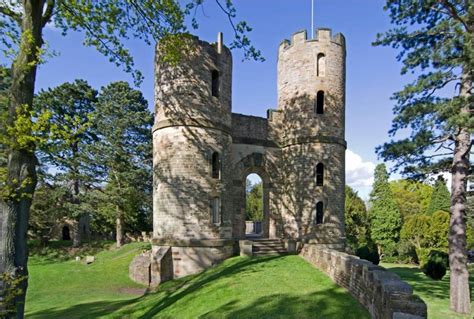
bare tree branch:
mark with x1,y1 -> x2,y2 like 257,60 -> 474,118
439,0 -> 470,31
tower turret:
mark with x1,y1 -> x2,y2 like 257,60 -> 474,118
152,34 -> 234,280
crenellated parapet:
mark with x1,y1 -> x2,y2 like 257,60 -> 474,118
278,28 -> 345,54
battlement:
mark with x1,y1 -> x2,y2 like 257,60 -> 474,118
279,28 -> 345,53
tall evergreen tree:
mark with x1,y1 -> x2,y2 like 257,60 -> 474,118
369,164 -> 402,256
374,1 -> 473,312
34,80 -> 98,246
427,177 -> 451,215
93,82 -> 153,248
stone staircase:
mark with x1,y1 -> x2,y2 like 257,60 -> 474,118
250,239 -> 287,256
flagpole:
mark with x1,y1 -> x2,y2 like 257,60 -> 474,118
311,0 -> 314,39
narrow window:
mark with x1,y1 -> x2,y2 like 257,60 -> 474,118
211,197 -> 221,224
316,163 -> 324,186
317,53 -> 326,77
316,202 -> 324,225
211,70 -> 219,97
315,91 -> 324,114
211,151 -> 220,179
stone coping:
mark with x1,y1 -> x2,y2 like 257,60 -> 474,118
151,238 -> 234,247
153,118 -> 232,135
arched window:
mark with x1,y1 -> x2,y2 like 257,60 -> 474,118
211,197 -> 221,224
211,70 -> 219,97
317,53 -> 326,77
316,202 -> 324,225
315,91 -> 324,114
211,151 -> 220,179
315,163 -> 324,186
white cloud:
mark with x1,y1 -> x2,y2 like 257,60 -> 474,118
346,149 -> 376,189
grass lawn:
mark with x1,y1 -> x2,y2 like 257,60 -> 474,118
383,263 -> 474,319
26,243 -> 369,319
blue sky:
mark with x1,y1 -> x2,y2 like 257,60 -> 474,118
34,0 -> 409,198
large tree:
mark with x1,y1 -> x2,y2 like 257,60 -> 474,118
389,179 -> 433,219
0,1 -> 260,316
92,81 -> 152,248
374,1 -> 472,313
34,80 -> 98,246
369,164 -> 402,257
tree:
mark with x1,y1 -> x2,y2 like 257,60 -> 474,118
389,179 -> 433,219
344,185 -> 371,251
246,182 -> 263,221
374,1 -> 472,313
427,177 -> 451,215
369,164 -> 402,257
92,82 -> 152,248
34,80 -> 98,246
0,1 -> 260,316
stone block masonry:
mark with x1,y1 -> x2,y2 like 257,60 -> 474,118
300,244 -> 427,319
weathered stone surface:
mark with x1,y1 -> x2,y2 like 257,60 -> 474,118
300,244 -> 427,319
85,256 -> 95,264
150,28 -> 347,280
129,252 -> 151,285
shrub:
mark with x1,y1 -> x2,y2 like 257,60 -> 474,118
423,258 -> 447,280
416,248 -> 431,268
356,245 -> 380,265
427,250 -> 449,268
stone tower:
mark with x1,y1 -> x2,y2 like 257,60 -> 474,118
152,34 -> 234,281
272,28 -> 346,246
149,28 -> 346,284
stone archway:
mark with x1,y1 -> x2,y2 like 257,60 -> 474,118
232,152 -> 278,240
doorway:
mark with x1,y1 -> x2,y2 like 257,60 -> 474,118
245,173 -> 264,238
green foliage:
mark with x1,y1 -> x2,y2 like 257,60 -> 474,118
0,272 -> 28,317
369,164 -> 402,256
345,185 -> 371,251
374,1 -> 474,177
356,245 -> 380,265
423,251 -> 449,280
427,178 -> 451,215
389,179 -> 433,219
91,82 -> 153,235
246,182 -> 263,221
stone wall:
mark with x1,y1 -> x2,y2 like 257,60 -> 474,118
300,244 -> 427,319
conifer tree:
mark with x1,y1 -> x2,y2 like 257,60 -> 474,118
427,177 -> 451,215
369,164 -> 402,256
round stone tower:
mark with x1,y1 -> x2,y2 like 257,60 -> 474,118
274,28 -> 346,247
152,33 -> 234,280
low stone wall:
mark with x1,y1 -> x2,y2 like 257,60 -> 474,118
300,244 -> 427,319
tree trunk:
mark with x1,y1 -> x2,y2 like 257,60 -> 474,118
116,209 -> 123,248
0,1 -> 45,318
449,71 -> 471,314
71,144 -> 81,247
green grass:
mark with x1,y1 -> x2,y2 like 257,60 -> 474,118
26,243 -> 369,319
383,263 -> 474,319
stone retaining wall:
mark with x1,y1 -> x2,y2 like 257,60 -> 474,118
300,244 -> 427,319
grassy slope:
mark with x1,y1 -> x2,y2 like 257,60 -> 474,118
383,263 -> 474,319
26,244 -> 369,319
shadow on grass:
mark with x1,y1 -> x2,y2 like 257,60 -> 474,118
388,266 -> 474,302
199,289 -> 368,319
28,255 -> 287,319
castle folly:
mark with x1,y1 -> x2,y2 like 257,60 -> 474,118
150,29 -> 346,283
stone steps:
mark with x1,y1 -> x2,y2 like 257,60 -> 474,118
250,239 -> 287,256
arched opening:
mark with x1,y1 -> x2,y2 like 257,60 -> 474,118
245,173 -> 263,237
315,91 -> 324,114
211,70 -> 219,97
316,163 -> 324,186
62,226 -> 71,241
211,151 -> 220,179
317,53 -> 326,77
316,202 -> 324,225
